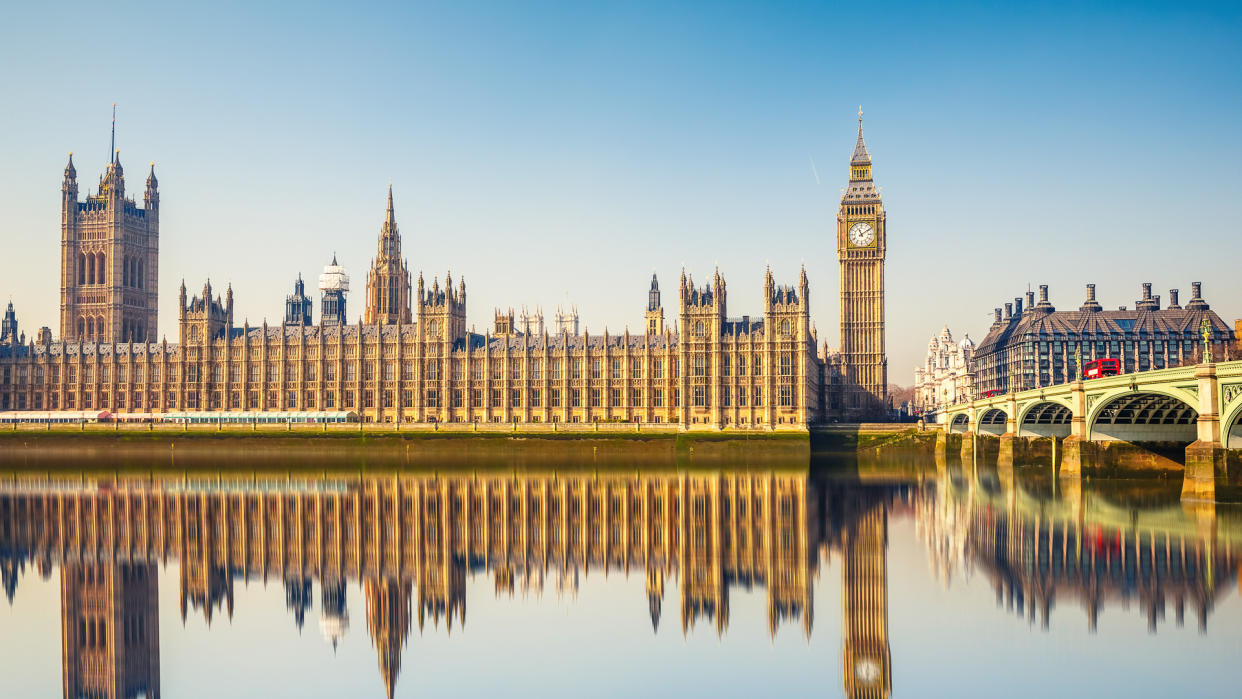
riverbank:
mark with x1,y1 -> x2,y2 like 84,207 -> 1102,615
0,424 -> 815,470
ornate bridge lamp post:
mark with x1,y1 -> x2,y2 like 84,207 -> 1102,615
1200,318 -> 1213,364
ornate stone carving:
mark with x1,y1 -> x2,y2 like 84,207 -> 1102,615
1223,383 -> 1242,405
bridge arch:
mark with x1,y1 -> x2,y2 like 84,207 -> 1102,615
976,408 -> 1008,436
1017,401 -> 1073,438
1086,389 -> 1198,443
1222,394 -> 1242,449
948,413 -> 970,434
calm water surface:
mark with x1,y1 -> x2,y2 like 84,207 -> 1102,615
1,451 -> 1239,698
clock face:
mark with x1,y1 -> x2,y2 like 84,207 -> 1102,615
848,221 -> 875,247
855,658 -> 881,685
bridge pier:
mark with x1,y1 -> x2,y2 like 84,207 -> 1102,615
935,431 -> 962,461
1182,442 -> 1230,501
1059,435 -> 1097,478
998,432 -> 1025,468
1182,363 -> 1235,501
960,431 -> 975,463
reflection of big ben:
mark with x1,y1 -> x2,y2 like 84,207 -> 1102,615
837,108 -> 888,417
61,561 -> 160,699
365,579 -> 412,699
842,505 -> 891,699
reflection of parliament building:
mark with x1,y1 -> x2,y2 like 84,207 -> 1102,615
0,115 -> 895,424
0,471 -> 895,698
4,469 -> 1238,697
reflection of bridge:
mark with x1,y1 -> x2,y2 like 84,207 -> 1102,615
0,471 -> 894,699
921,467 -> 1241,633
940,360 -> 1242,498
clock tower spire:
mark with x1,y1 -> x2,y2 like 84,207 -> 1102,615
836,107 -> 888,419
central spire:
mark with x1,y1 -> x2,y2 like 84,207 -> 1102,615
851,105 -> 870,165
365,184 -> 413,324
385,182 -> 395,228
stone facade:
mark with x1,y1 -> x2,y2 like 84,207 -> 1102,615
0,121 -> 914,427
59,153 -> 159,344
973,283 -> 1235,396
913,326 -> 975,416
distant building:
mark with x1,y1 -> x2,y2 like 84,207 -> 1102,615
284,275 -> 312,327
0,302 -> 20,346
318,256 -> 349,326
913,326 -> 974,415
553,304 -> 579,336
518,306 -> 544,336
974,283 -> 1235,396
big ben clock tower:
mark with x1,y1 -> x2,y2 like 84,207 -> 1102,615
837,107 -> 888,418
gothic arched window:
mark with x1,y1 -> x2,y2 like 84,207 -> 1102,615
694,320 -> 704,336
781,320 -> 791,336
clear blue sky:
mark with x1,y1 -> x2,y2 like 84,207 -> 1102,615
1,0 -> 1239,377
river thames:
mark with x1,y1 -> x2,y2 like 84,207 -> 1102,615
1,446 -> 1239,698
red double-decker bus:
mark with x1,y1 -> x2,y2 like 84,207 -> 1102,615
1083,358 -> 1121,379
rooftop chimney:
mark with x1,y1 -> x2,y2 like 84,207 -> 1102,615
1026,290 -> 1035,310
1035,284 -> 1055,312
1187,281 -> 1209,310
1080,283 -> 1102,312
1004,303 -> 1013,320
1168,288 -> 1181,309
1136,282 -> 1160,311
993,308 -> 1003,325
1014,297 -> 1023,316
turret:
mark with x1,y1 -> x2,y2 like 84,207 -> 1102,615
763,266 -> 775,312
645,273 -> 665,335
144,162 -> 159,209
318,255 -> 350,326
63,152 -> 77,191
0,302 -> 18,345
285,274 -> 313,326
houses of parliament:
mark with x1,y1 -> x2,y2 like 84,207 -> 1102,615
0,114 -> 891,425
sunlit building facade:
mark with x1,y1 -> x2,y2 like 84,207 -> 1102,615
0,156 -> 824,428
974,283 -> 1235,396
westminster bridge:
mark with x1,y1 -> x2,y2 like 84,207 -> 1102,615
939,360 -> 1242,500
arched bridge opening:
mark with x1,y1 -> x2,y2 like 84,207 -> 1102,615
1227,408 -> 1242,449
978,408 -> 1007,437
1019,403 -> 1072,438
1090,392 -> 1198,443
948,414 -> 970,434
